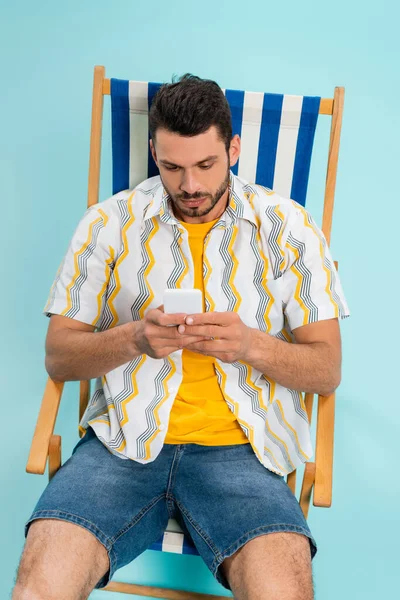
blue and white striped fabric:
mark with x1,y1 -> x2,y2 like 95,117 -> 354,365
149,519 -> 199,555
110,78 -> 320,207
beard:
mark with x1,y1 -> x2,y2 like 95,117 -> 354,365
162,165 -> 230,219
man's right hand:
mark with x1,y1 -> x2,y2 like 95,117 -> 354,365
133,305 -> 211,359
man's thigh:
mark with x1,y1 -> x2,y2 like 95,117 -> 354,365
13,519 -> 109,600
172,443 -> 317,592
220,531 -> 314,600
22,427 -> 177,590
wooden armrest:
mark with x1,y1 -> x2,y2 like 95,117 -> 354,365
313,261 -> 338,507
26,377 -> 65,475
313,392 -> 335,507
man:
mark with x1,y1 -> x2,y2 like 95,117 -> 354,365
13,74 -> 349,600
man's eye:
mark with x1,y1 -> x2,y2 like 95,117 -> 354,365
164,165 -> 179,171
199,164 -> 213,170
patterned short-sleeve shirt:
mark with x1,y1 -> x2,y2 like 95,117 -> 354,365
45,171 -> 350,476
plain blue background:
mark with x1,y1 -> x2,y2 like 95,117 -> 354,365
1,0 -> 398,598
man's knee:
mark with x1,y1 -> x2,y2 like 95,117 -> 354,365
12,582 -> 45,600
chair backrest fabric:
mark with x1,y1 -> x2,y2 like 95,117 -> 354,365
110,78 -> 321,206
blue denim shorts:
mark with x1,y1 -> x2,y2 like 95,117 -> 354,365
25,427 -> 317,591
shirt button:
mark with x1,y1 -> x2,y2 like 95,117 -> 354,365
159,424 -> 165,431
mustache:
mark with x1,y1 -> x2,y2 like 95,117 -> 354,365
176,192 -> 210,200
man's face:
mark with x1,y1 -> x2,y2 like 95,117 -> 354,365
150,126 -> 240,223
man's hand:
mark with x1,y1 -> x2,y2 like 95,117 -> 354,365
177,311 -> 252,363
134,306 -> 212,359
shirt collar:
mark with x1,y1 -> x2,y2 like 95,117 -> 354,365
226,171 -> 258,226
143,171 -> 258,227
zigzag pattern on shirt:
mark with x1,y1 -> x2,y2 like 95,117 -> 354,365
273,399 -> 311,462
203,232 -> 215,312
214,363 -> 259,455
260,374 -> 276,405
86,387 -> 104,411
101,269 -> 118,329
130,217 -> 158,320
231,356 -> 299,472
102,196 -> 135,328
286,232 -> 319,325
234,362 -> 267,420
302,209 -> 346,318
103,355 -> 147,449
62,212 -> 106,318
219,225 -> 241,311
137,181 -> 163,200
289,388 -> 309,423
263,445 -> 286,474
137,358 -> 175,459
120,355 -> 147,427
226,184 -> 245,222
166,226 -> 188,289
95,355 -> 147,452
98,426 -> 125,454
265,206 -> 286,279
243,182 -> 275,197
93,248 -> 115,327
276,328 -> 293,343
264,414 -> 296,472
113,357 -> 144,422
249,224 -> 274,332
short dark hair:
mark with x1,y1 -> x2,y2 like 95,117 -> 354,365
149,74 -> 232,152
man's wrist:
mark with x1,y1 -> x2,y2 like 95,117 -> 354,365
123,321 -> 142,359
242,327 -> 272,369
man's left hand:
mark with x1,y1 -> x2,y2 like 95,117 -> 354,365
177,311 -> 252,363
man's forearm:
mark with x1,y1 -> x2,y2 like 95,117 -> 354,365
45,322 -> 141,382
244,329 -> 340,396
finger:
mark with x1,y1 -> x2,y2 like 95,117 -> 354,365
185,311 -> 235,326
184,339 -> 224,352
178,324 -> 222,338
185,343 -> 224,358
151,332 -> 212,346
162,342 -> 213,356
148,309 -> 188,327
179,335 -> 213,347
148,324 -> 188,341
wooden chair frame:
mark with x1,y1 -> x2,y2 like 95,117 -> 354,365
26,65 -> 345,599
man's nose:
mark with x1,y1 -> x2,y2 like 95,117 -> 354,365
179,171 -> 201,196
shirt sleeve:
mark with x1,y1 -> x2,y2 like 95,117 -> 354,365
281,202 -> 350,331
43,205 -> 116,327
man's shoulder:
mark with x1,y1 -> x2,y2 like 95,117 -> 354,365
234,174 -> 302,222
93,175 -> 163,222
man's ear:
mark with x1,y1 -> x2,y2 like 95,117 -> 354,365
150,139 -> 158,166
229,134 -> 241,168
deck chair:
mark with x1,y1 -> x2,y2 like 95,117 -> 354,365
26,65 -> 345,599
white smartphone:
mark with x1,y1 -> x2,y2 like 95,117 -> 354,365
163,288 -> 203,315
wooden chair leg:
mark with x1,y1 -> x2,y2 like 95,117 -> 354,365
314,393 -> 335,508
299,462 -> 316,520
103,580 -> 229,599
48,434 -> 62,482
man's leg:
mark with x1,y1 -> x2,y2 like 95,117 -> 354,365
221,531 -> 314,600
12,519 -> 109,600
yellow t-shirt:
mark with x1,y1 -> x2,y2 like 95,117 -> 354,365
164,218 -> 249,446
